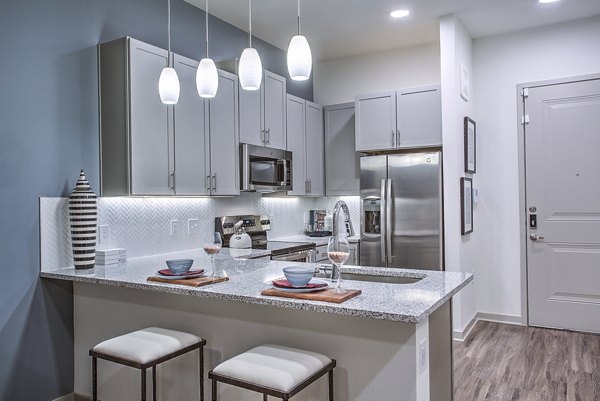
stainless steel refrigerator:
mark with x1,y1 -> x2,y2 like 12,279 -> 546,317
360,152 -> 443,270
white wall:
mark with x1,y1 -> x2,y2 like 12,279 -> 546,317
313,43 -> 441,106
472,16 -> 600,320
439,16 -> 478,335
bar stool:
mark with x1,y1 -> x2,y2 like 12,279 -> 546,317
89,327 -> 206,401
208,344 -> 336,401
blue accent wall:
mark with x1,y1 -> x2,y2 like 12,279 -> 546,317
0,0 -> 312,399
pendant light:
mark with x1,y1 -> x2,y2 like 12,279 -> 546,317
196,0 -> 219,98
287,0 -> 312,81
238,0 -> 263,90
159,0 -> 180,104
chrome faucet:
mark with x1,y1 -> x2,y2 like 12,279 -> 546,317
332,201 -> 355,238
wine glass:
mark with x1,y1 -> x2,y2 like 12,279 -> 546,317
327,235 -> 350,294
203,232 -> 223,277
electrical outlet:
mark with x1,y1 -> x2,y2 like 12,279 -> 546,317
170,220 -> 179,237
188,219 -> 200,235
98,225 -> 110,244
419,338 -> 428,375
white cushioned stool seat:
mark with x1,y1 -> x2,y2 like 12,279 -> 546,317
93,327 -> 202,365
212,344 -> 332,393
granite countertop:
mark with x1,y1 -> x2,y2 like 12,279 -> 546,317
270,234 -> 361,245
41,248 -> 472,323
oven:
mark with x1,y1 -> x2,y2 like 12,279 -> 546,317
241,144 -> 292,192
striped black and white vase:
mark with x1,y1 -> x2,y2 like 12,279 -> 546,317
69,170 -> 98,269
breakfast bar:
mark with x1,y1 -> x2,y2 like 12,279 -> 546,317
42,250 -> 472,401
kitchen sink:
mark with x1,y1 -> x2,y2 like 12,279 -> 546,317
314,271 -> 424,284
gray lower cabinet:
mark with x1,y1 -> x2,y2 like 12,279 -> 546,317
239,70 -> 287,150
355,84 -> 441,152
324,103 -> 359,196
285,95 -> 324,196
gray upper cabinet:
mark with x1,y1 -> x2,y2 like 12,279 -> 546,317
285,95 -> 324,196
355,84 -> 441,152
305,101 -> 324,196
99,37 -> 173,196
173,54 -> 209,196
286,95 -> 306,196
396,84 -> 442,148
209,70 -> 240,196
239,70 -> 287,149
324,103 -> 359,196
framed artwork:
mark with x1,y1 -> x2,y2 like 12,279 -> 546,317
461,177 -> 473,235
464,117 -> 476,173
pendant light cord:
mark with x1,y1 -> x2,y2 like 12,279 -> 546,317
167,0 -> 172,66
205,0 -> 209,57
249,0 -> 253,48
297,0 -> 301,35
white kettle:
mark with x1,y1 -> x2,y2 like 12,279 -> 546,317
229,221 -> 252,249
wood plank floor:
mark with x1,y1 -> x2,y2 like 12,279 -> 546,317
454,321 -> 600,401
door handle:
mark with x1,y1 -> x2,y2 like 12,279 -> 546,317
380,179 -> 386,264
529,234 -> 545,241
386,178 -> 393,261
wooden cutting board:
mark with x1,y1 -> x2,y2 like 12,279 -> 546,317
147,275 -> 229,287
261,288 -> 362,304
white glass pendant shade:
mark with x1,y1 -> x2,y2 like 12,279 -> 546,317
196,58 -> 219,98
159,67 -> 180,104
239,47 -> 263,90
287,34 -> 312,81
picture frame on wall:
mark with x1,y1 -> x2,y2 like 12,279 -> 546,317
464,117 -> 476,173
461,177 -> 473,235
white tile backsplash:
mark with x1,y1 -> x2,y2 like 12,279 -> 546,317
40,193 -> 359,271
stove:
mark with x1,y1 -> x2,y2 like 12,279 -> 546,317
215,215 -> 316,262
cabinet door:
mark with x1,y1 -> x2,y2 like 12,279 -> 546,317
128,39 -> 173,195
286,95 -> 306,196
397,84 -> 442,148
209,70 -> 240,196
355,92 -> 396,151
305,101 -> 324,196
239,81 -> 264,146
173,55 -> 210,195
325,103 -> 359,196
263,71 -> 287,150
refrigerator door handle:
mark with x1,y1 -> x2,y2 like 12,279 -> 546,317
386,178 -> 393,263
380,178 -> 387,264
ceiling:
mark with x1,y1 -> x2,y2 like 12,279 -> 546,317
184,0 -> 600,62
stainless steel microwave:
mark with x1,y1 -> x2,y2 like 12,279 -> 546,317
240,144 -> 293,192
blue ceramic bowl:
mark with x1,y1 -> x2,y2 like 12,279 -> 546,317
283,267 -> 314,287
166,259 -> 194,275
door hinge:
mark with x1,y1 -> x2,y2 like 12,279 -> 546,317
522,88 -> 529,98
521,115 -> 530,125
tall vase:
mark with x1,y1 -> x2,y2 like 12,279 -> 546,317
69,170 -> 98,269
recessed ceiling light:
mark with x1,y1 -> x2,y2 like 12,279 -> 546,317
390,9 -> 410,18
539,0 -> 559,3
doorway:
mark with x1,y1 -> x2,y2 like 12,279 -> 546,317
520,75 -> 600,333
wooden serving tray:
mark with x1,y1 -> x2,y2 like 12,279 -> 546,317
147,275 -> 229,287
261,288 -> 362,304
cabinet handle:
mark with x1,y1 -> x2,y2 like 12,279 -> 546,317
212,174 -> 217,192
169,171 -> 175,193
392,130 -> 396,147
396,130 -> 400,147
261,129 -> 265,144
305,179 -> 309,194
308,179 -> 312,194
206,175 -> 211,191
266,128 -> 271,145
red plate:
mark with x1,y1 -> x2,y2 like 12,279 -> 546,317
158,269 -> 205,277
272,278 -> 328,289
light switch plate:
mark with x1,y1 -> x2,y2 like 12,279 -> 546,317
170,220 -> 179,237
99,225 -> 110,244
188,219 -> 200,235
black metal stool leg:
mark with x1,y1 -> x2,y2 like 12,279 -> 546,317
141,368 -> 147,401
92,357 -> 98,401
199,348 -> 204,401
211,379 -> 217,401
263,395 -> 268,401
152,366 -> 157,401
329,369 -> 334,401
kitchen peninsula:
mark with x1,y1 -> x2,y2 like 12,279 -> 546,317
42,250 -> 472,401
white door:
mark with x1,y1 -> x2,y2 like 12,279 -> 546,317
263,71 -> 287,150
526,77 -> 600,333
355,91 -> 397,151
209,70 -> 239,196
128,39 -> 173,195
397,85 -> 442,148
173,55 -> 209,195
305,101 -> 324,196
286,95 -> 306,196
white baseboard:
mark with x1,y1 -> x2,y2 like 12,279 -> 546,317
453,312 -> 523,342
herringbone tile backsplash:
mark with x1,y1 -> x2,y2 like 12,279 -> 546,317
40,194 -> 359,271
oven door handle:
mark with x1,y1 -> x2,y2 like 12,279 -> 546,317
277,159 -> 289,186
272,250 -> 315,262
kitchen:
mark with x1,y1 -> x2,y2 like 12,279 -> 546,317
2,0 -> 600,400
